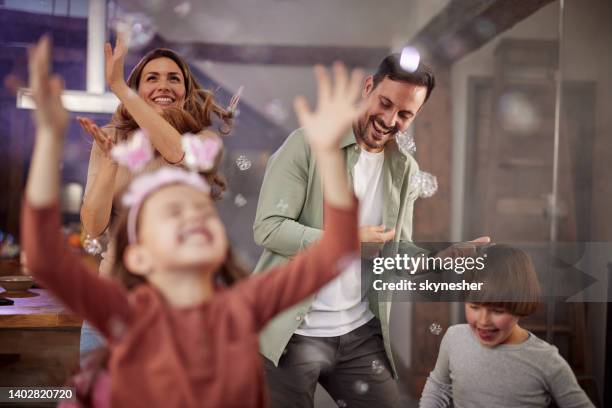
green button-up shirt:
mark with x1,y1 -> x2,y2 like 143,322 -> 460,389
252,127 -> 422,378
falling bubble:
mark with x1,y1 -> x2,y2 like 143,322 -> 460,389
234,194 -> 247,207
276,199 -> 289,214
336,400 -> 347,408
429,323 -> 443,336
173,1 -> 192,18
395,130 -> 416,156
110,11 -> 157,50
264,99 -> 288,125
498,92 -> 541,134
235,155 -> 252,171
83,236 -> 103,255
371,359 -> 385,375
410,171 -> 438,198
400,46 -> 421,73
353,380 -> 369,394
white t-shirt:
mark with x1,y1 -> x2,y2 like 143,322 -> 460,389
295,148 -> 384,337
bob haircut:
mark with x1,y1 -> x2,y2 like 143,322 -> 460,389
464,244 -> 540,317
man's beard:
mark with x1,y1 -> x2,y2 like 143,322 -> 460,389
356,116 -> 397,150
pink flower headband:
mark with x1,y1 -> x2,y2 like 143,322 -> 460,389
111,130 -> 223,244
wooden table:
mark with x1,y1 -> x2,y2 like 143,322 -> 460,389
0,289 -> 82,389
0,289 -> 82,329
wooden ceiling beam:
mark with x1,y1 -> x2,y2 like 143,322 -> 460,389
149,37 -> 389,68
411,0 -> 556,65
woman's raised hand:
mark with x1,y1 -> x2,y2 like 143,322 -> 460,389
77,117 -> 115,156
29,35 -> 68,137
104,33 -> 128,92
293,62 -> 364,153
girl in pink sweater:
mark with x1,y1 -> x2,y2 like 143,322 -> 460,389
22,35 -> 364,408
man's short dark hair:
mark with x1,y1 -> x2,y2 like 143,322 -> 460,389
372,54 -> 436,104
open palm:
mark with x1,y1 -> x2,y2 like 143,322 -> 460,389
105,33 -> 128,91
77,117 -> 115,157
294,63 -> 363,152
29,35 -> 68,136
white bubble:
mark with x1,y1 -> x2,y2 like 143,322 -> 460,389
110,11 -> 156,50
400,46 -> 420,73
173,1 -> 192,18
371,359 -> 385,375
235,155 -> 252,171
83,236 -> 103,255
410,170 -> 438,198
353,380 -> 369,394
276,199 -> 289,214
336,400 -> 347,408
234,194 -> 247,207
395,130 -> 416,156
498,92 -> 541,134
264,99 -> 289,125
429,322 -> 443,336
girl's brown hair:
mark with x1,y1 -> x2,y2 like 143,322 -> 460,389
464,245 -> 540,317
110,48 -> 234,141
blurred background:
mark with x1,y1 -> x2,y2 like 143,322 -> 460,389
0,0 -> 611,406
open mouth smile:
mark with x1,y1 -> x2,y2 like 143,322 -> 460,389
151,95 -> 176,106
179,226 -> 213,244
476,327 -> 499,342
371,119 -> 394,138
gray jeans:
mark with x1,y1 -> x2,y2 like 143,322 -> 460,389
264,318 -> 400,408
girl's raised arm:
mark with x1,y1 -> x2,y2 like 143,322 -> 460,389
238,63 -> 362,328
23,36 -> 131,338
25,34 -> 68,207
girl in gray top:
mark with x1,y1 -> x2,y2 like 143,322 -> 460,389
420,245 -> 594,408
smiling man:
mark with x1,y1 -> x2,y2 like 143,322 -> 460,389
252,55 -> 435,408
